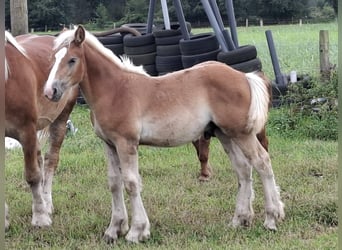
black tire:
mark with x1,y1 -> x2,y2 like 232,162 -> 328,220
123,33 -> 155,47
217,45 -> 257,65
121,23 -> 148,34
156,44 -> 181,56
97,34 -> 123,45
154,21 -> 192,34
153,28 -> 182,38
181,48 -> 221,68
124,43 -> 156,55
229,58 -> 262,73
155,55 -> 183,73
143,64 -> 158,76
179,33 -> 219,56
127,52 -> 156,66
154,34 -> 183,46
105,44 -> 124,56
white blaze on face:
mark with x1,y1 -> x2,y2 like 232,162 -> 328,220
44,47 -> 67,98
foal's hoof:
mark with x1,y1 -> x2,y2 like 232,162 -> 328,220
125,224 -> 150,243
5,221 -> 10,231
103,234 -> 117,245
31,213 -> 52,228
230,213 -> 254,228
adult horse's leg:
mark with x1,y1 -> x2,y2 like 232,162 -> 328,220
20,125 -> 51,227
193,128 -> 268,182
192,136 -> 212,181
42,92 -> 78,214
103,143 -> 129,243
114,138 -> 150,243
5,202 -> 9,230
257,127 -> 269,152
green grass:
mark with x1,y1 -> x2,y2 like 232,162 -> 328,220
5,106 -> 337,249
5,23 -> 338,249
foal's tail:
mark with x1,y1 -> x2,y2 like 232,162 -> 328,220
245,72 -> 270,134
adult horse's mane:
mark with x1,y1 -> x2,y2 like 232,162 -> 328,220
5,31 -> 28,81
54,26 -> 148,76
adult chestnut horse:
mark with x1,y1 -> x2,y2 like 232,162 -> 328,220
44,26 -> 284,244
5,31 -> 79,229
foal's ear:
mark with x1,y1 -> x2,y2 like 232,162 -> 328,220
74,25 -> 86,46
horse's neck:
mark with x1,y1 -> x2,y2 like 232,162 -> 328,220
81,46 -> 127,106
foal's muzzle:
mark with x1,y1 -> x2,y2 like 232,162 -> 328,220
44,80 -> 65,102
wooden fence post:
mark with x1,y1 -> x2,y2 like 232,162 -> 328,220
319,30 -> 331,81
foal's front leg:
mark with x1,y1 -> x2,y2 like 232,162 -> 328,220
115,138 -> 150,243
103,143 -> 129,243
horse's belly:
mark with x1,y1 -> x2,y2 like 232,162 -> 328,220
140,116 -> 209,147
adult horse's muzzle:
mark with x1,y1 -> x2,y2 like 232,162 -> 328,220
44,80 -> 65,102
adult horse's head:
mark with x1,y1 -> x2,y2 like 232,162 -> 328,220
44,25 -> 86,102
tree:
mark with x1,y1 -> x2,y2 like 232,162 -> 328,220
256,0 -> 310,20
10,0 -> 28,35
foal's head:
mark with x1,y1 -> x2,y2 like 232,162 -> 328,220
44,26 -> 86,101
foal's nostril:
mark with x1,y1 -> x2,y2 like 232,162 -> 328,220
53,87 -> 57,97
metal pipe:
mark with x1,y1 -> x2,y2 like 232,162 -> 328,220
161,0 -> 171,30
146,0 -> 156,33
209,0 -> 235,50
225,0 -> 239,47
172,0 -> 190,40
265,30 -> 284,86
200,0 -> 228,52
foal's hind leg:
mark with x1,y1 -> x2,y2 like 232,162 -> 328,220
192,136 -> 212,181
21,125 -> 51,227
231,134 -> 285,230
215,131 -> 255,227
103,143 -> 129,244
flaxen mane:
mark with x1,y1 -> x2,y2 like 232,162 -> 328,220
53,27 -> 148,76
5,31 -> 27,81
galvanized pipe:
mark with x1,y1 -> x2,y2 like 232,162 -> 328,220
266,30 -> 285,86
146,0 -> 156,33
161,0 -> 171,30
209,0 -> 235,50
172,0 -> 190,40
200,0 -> 228,52
225,0 -> 239,47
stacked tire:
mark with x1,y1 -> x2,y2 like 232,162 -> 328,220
123,33 -> 157,76
153,22 -> 191,75
97,34 -> 125,57
217,45 -> 262,73
179,32 -> 221,69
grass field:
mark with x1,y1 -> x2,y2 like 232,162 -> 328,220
193,22 -> 338,78
5,22 -> 338,249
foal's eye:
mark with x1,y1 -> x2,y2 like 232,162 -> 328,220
68,58 -> 77,65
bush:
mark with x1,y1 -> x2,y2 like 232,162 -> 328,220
268,70 -> 337,140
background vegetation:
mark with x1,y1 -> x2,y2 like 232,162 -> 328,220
5,22 -> 337,248
5,0 -> 338,31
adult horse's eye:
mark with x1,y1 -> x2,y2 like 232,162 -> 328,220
68,58 -> 77,66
